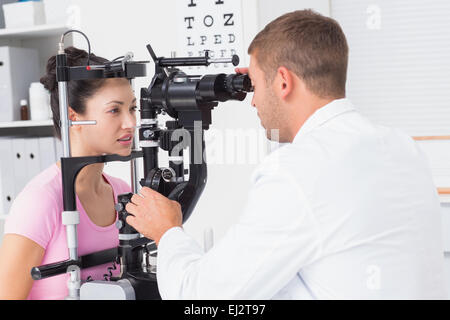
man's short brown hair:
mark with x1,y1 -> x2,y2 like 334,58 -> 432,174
248,9 -> 349,99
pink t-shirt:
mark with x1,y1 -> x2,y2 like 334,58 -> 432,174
4,163 -> 131,300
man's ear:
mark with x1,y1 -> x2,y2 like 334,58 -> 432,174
276,66 -> 294,100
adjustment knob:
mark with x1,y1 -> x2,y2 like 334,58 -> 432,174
115,220 -> 124,230
115,203 -> 124,212
161,167 -> 176,182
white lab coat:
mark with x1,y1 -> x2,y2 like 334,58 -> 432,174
157,98 -> 448,299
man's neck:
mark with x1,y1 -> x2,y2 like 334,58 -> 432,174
288,96 -> 340,142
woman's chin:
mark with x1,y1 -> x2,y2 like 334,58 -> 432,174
97,145 -> 132,157
101,147 -> 131,157
120,146 -> 132,157
115,148 -> 132,157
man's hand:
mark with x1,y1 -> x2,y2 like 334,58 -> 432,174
125,187 -> 183,245
235,67 -> 248,74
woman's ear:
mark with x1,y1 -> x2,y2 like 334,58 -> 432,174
68,107 -> 81,131
68,107 -> 77,121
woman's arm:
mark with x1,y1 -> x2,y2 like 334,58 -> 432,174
0,234 -> 45,299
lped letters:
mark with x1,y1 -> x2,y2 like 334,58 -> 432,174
183,0 -> 236,48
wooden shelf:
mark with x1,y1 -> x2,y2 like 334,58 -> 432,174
0,120 -> 53,129
0,120 -> 54,137
0,24 -> 69,40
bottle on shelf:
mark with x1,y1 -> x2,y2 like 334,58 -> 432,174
20,99 -> 29,121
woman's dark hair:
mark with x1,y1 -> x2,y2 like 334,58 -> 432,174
40,46 -> 109,140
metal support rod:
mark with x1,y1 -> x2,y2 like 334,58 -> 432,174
58,81 -> 71,158
58,83 -> 78,259
58,70 -> 80,300
70,120 -> 97,126
130,79 -> 140,194
130,134 -> 139,194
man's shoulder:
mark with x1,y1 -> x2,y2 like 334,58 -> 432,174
252,118 -> 419,186
252,141 -> 324,185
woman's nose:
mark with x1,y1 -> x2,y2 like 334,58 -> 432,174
122,112 -> 136,129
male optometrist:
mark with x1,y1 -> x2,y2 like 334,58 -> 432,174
125,10 -> 447,299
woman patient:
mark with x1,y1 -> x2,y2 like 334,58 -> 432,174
0,46 -> 137,299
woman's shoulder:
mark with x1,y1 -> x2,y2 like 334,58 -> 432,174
21,163 -> 62,201
5,164 -> 63,248
9,163 -> 62,214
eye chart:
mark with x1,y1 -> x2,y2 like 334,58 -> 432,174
176,0 -> 245,73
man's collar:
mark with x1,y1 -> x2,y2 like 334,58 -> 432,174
293,98 -> 356,143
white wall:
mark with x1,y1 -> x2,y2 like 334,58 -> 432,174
441,204 -> 450,292
329,0 -> 450,296
258,0 -> 330,27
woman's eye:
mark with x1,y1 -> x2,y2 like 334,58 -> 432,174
109,108 -> 119,114
130,106 -> 138,112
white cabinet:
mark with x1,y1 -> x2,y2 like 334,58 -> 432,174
0,25 -> 71,244
0,46 -> 40,121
